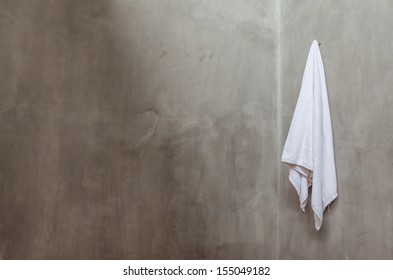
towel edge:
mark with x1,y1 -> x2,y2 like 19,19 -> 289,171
313,192 -> 338,231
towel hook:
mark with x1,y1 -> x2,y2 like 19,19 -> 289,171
318,41 -> 321,46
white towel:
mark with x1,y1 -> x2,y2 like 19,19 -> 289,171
281,40 -> 338,231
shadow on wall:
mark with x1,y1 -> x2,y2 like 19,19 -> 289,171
1,0 -> 277,259
0,0 -> 208,259
0,0 -> 150,259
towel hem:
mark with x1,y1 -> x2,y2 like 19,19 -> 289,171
281,159 -> 313,172
288,172 -> 308,211
313,192 -> 338,231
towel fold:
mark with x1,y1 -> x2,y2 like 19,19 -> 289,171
281,40 -> 338,230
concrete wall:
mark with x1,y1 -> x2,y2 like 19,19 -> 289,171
2,0 -> 393,260
279,0 -> 393,259
0,0 -> 278,259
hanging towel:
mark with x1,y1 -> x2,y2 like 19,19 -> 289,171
281,40 -> 338,231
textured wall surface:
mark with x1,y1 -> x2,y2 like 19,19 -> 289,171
279,0 -> 393,259
2,0 -> 392,260
0,0 -> 278,259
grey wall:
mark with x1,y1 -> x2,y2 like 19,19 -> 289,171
0,0 -> 278,259
2,0 -> 393,260
279,0 -> 393,259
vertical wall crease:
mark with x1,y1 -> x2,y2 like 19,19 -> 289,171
275,0 -> 282,260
